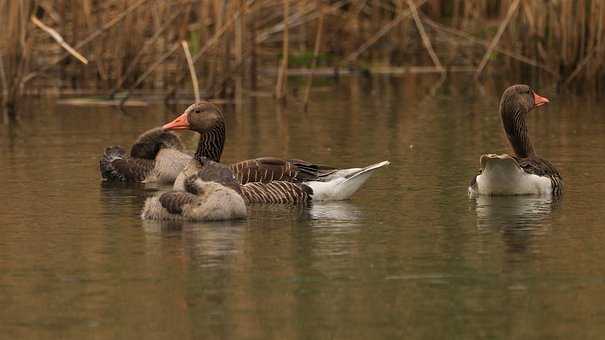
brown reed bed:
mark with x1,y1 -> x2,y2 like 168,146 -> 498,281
1,0 -> 604,116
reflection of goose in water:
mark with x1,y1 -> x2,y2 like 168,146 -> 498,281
142,219 -> 247,266
306,201 -> 362,225
472,195 -> 560,253
246,201 -> 362,227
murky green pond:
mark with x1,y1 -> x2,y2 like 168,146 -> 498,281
2,77 -> 605,339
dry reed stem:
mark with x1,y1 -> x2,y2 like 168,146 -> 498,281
0,55 -> 6,98
343,0 -> 428,64
565,47 -> 597,85
303,3 -> 324,112
22,0 -> 150,86
192,4 -> 245,64
122,43 -> 180,104
31,16 -> 89,65
421,15 -> 557,76
3,0 -> 605,106
111,10 -> 182,95
165,4 -> 246,100
474,0 -> 521,79
275,0 -> 289,101
406,0 -> 443,72
181,40 -> 201,102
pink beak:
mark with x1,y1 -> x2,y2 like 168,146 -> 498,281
533,92 -> 549,107
163,112 -> 190,130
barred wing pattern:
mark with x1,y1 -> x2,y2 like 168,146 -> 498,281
240,181 -> 313,204
229,157 -> 336,184
159,191 -> 197,214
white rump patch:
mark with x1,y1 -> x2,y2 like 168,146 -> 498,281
469,154 -> 552,196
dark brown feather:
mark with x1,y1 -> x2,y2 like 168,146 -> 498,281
514,156 -> 564,195
240,181 -> 312,204
229,157 -> 336,184
130,127 -> 183,159
110,158 -> 155,182
186,158 -> 242,194
159,191 -> 197,214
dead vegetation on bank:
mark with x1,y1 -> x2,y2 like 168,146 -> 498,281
1,0 -> 604,115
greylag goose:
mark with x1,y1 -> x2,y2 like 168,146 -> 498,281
100,127 -> 192,183
141,161 -> 247,221
469,84 -> 563,196
164,101 -> 390,201
141,158 -> 314,221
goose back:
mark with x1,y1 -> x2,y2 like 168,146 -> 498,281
100,127 -> 191,183
230,158 -> 337,184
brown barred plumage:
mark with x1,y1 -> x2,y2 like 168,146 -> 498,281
228,157 -> 332,184
159,191 -> 197,214
240,181 -> 313,204
194,120 -> 225,162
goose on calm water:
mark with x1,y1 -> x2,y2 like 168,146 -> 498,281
163,101 -> 390,201
141,162 -> 247,221
100,127 -> 192,183
469,84 -> 563,196
141,158 -> 317,221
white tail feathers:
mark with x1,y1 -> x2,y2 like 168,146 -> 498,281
305,161 -> 390,201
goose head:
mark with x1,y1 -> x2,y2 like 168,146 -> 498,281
163,101 -> 224,133
499,84 -> 549,117
499,84 -> 549,158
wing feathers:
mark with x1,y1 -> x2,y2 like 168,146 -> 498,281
229,157 -> 336,184
240,181 -> 312,204
159,191 -> 197,214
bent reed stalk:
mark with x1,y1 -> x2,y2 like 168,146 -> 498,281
1,0 -> 604,114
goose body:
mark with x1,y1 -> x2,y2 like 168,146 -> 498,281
164,102 -> 389,201
100,127 -> 192,183
141,163 -> 247,221
142,158 -> 316,221
469,85 -> 562,196
141,182 -> 247,221
174,158 -> 389,201
469,154 -> 555,196
172,157 -> 313,204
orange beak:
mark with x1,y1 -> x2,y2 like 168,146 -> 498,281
163,112 -> 190,130
533,92 -> 549,107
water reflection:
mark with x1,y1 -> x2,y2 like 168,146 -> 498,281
307,201 -> 361,221
472,195 -> 559,253
6,84 -> 605,339
142,219 -> 248,270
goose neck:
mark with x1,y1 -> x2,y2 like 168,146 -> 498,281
194,121 -> 225,162
501,107 -> 535,158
